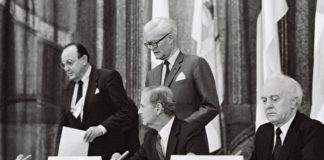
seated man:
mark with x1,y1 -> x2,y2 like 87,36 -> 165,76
111,86 -> 208,160
251,74 -> 324,160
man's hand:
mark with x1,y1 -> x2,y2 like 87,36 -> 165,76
84,126 -> 104,142
110,152 -> 121,160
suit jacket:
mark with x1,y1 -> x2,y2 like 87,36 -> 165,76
145,52 -> 219,126
58,67 -> 133,160
129,117 -> 209,160
251,111 -> 324,160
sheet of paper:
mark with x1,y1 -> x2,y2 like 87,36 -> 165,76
48,156 -> 101,160
205,115 -> 222,152
171,155 -> 243,160
58,127 -> 89,156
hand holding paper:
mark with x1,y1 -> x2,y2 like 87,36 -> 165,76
84,126 -> 104,142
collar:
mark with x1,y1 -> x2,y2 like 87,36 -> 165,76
165,49 -> 180,67
80,65 -> 92,84
158,116 -> 175,142
274,112 -> 296,141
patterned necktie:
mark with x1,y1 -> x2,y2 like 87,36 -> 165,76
272,127 -> 282,160
155,134 -> 165,160
163,60 -> 170,84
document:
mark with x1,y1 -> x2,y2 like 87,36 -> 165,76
58,127 -> 89,156
171,155 -> 243,160
205,115 -> 222,152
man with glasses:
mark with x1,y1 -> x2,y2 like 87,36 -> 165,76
144,17 -> 220,127
57,43 -> 137,159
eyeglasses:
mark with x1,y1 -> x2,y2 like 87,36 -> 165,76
144,34 -> 170,49
61,58 -> 81,69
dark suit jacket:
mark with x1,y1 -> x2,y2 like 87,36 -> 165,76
57,67 -> 133,160
251,111 -> 324,160
145,52 -> 219,126
129,117 -> 209,160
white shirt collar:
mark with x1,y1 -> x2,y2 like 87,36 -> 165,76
274,112 -> 296,143
158,116 -> 175,155
80,65 -> 92,84
165,49 -> 180,69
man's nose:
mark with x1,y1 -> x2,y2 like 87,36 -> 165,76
264,100 -> 273,109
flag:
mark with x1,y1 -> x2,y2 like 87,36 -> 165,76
311,0 -> 324,124
256,0 -> 288,129
150,0 -> 169,68
192,0 -> 223,153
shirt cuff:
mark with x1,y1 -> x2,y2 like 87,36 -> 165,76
98,125 -> 107,135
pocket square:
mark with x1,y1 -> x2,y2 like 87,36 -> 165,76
95,88 -> 100,94
176,72 -> 186,81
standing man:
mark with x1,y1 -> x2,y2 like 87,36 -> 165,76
111,86 -> 209,160
144,17 -> 219,126
251,74 -> 324,160
57,43 -> 134,159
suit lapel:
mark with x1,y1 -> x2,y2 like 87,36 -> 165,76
82,68 -> 99,125
65,82 -> 75,111
279,113 -> 300,160
153,64 -> 163,85
164,53 -> 184,87
262,125 -> 275,160
165,118 -> 180,160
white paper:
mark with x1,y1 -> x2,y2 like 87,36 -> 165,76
58,127 -> 89,156
48,156 -> 101,160
205,115 -> 222,152
171,155 -> 243,160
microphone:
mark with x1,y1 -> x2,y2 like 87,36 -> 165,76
117,151 -> 129,160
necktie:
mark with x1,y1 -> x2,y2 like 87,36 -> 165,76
163,60 -> 170,84
155,134 -> 164,160
76,80 -> 83,122
76,80 -> 83,104
272,128 -> 282,160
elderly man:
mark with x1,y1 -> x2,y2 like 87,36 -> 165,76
251,74 -> 324,160
144,17 -> 219,126
111,86 -> 209,160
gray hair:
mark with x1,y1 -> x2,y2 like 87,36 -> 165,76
142,86 -> 176,116
264,74 -> 303,107
144,17 -> 177,38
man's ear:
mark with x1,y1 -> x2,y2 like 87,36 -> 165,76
155,103 -> 163,115
290,97 -> 299,109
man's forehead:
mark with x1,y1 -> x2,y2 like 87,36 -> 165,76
61,46 -> 78,60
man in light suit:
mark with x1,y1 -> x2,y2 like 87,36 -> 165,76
111,86 -> 209,160
251,74 -> 324,160
144,17 -> 219,126
57,43 -> 137,159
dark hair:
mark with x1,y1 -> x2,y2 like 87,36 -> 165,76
63,43 -> 90,62
143,86 -> 176,116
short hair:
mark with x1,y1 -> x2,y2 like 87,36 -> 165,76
264,74 -> 303,106
63,43 -> 90,62
142,86 -> 176,116
144,17 -> 177,38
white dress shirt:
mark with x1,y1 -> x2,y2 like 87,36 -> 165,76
158,116 -> 175,156
161,49 -> 180,85
273,113 -> 296,149
71,65 -> 92,121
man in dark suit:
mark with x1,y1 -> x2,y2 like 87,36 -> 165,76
57,43 -> 136,159
251,74 -> 324,160
144,17 -> 219,126
111,86 -> 209,160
